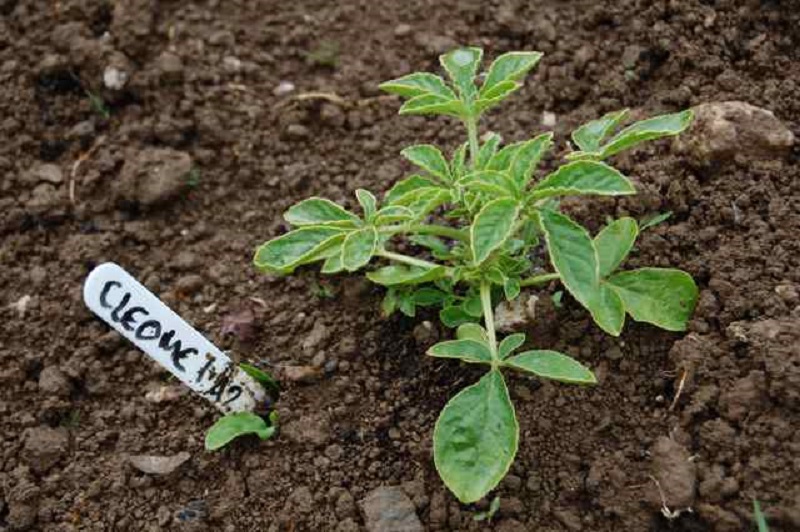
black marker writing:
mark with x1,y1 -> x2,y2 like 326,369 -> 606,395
120,306 -> 148,331
158,330 -> 198,372
100,281 -> 122,309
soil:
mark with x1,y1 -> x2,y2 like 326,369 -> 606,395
1,0 -> 798,531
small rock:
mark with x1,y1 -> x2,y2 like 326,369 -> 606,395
128,452 -> 190,475
336,519 -> 360,532
282,365 -> 322,384
22,163 -> 63,185
553,508 -> 582,531
223,55 -> 242,72
285,486 -> 314,515
394,24 -> 412,37
360,486 -> 423,532
155,52 -> 183,83
38,366 -> 72,397
604,345 -> 623,360
775,284 -> 799,305
26,183 -> 61,213
273,81 -> 295,96
175,499 -> 208,523
145,384 -> 185,403
9,294 -> 32,317
283,412 -> 331,446
285,123 -> 310,140
303,321 -> 330,351
114,148 -> 192,207
647,436 -> 696,512
412,321 -> 438,346
334,489 -> 357,519
495,294 -> 538,333
22,426 -> 69,474
103,66 -> 129,90
68,120 -> 96,140
175,274 -> 204,295
676,101 -> 795,163
541,111 -> 557,127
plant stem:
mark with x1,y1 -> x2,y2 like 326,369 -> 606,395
377,250 -> 451,272
381,223 -> 467,241
519,273 -> 560,287
466,116 -> 479,169
480,281 -> 498,363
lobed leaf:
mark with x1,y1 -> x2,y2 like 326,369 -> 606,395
481,51 -> 543,97
434,370 -> 518,503
341,227 -> 378,271
606,268 -> 698,331
384,175 -> 439,205
366,264 -> 447,286
205,412 -> 276,451
356,189 -> 377,221
254,227 -> 346,274
599,110 -> 693,158
471,198 -> 520,265
379,72 -> 455,99
399,93 -> 466,117
530,161 -> 635,201
508,133 -> 553,189
457,323 -> 488,343
498,333 -> 525,359
571,109 -> 629,153
401,145 -> 452,182
413,287 -> 447,306
594,217 -> 639,278
505,350 -> 597,385
440,47 -> 483,100
428,339 -> 493,364
284,197 -> 360,227
460,170 -> 518,198
475,80 -> 520,114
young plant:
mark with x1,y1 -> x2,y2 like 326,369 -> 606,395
253,47 -> 698,502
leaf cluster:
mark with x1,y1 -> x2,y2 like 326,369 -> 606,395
253,47 -> 698,503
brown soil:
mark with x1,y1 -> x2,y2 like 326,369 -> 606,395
1,1 -> 798,530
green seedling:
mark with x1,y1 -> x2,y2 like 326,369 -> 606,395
640,211 -> 673,231
753,499 -> 769,532
473,495 -> 500,523
253,47 -> 698,502
204,363 -> 280,451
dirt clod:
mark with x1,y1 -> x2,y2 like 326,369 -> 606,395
21,427 -> 69,475
113,148 -> 192,207
648,436 -> 697,513
360,486 -> 423,532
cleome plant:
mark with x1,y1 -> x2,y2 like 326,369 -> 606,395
253,47 -> 698,503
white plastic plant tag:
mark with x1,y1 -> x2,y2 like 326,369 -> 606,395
83,262 -> 266,413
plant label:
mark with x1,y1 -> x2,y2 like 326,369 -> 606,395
83,262 -> 266,413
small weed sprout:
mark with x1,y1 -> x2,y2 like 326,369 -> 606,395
254,47 -> 698,502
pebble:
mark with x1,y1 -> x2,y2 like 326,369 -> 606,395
21,163 -> 63,185
175,274 -> 204,295
103,66 -> 129,90
38,366 -> 72,397
394,24 -> 412,37
360,486 -> 423,532
273,81 -> 295,96
128,452 -> 191,475
282,365 -> 322,384
541,111 -> 557,127
155,52 -> 183,83
113,148 -> 193,207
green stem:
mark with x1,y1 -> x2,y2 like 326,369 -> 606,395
380,223 -> 467,241
519,273 -> 560,287
466,116 -> 479,169
480,281 -> 498,363
377,250 -> 451,273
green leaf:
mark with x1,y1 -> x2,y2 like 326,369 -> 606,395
367,264 -> 447,286
440,305 -> 476,328
409,234 -> 451,259
399,93 -> 466,117
462,294 -> 483,318
284,197 -> 360,227
640,211 -> 672,231
498,333 -> 525,359
321,252 -> 344,274
355,189 -> 377,221
460,170 -> 517,198
440,47 -> 483,100
254,227 -> 346,274
503,277 -> 521,301
486,143 -> 523,172
428,339 -> 493,364
404,188 -> 450,219
508,133 -> 553,189
205,412 -> 276,451
571,109 -> 629,153
456,323 -> 488,343
599,110 -> 694,158
434,370 -> 518,503
398,293 -> 416,317
475,80 -> 520,113
591,282 -> 626,336
451,142 -> 468,178
373,205 -> 414,226
505,350 -> 597,385
341,227 -> 378,271
381,289 -> 398,316
753,500 -> 769,532
384,175 -> 440,205
379,72 -> 455,99
481,51 -> 543,97
595,217 -> 639,277
530,161 -> 635,201
471,198 -> 520,265
412,287 -> 447,306
401,145 -> 451,183
239,363 -> 280,395
538,209 -> 597,309
476,133 -> 502,170
606,268 -> 698,331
